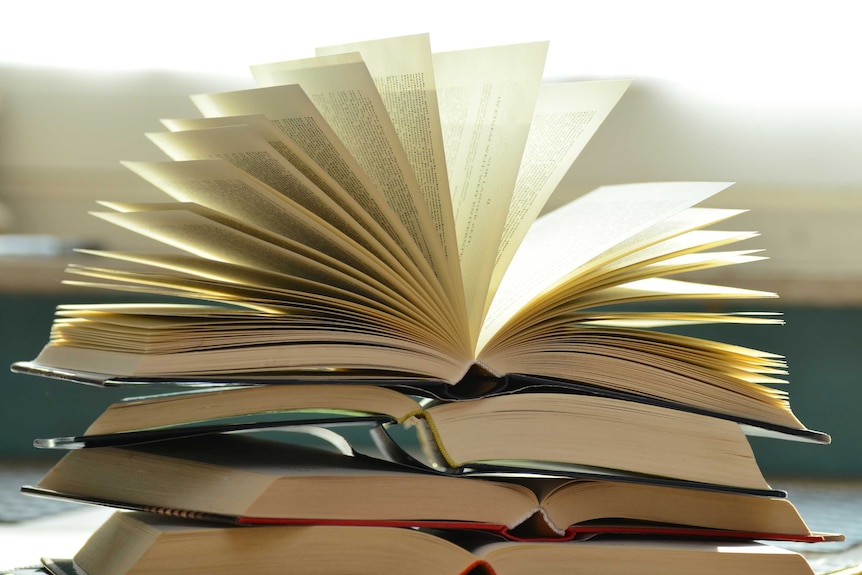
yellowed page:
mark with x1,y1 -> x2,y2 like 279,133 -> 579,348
487,80 -> 631,310
47,281 -> 454,358
478,182 -> 733,351
123,158 -> 387,276
98,200 -> 440,328
186,89 -> 435,285
146,124 -> 372,249
482,278 -> 778,353
475,334 -> 797,431
592,208 -> 750,268
94,199 -> 416,317
506,250 -> 770,332
89,208 -> 426,319
603,233 -> 761,277
75,211 -> 460,351
70,253 -> 398,317
590,277 -> 777,303
120,158 -> 451,329
544,311 -> 782,329
188,86 -> 468,350
147,125 -> 462,328
178,100 -> 395,242
36,330 -> 466,380
70,250 -> 461,354
536,209 -> 757,302
315,34 -> 461,293
433,42 -> 548,347
555,241 -> 763,303
483,230 -> 765,347
249,54 -> 450,292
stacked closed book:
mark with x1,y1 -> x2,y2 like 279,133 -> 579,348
12,33 -> 840,575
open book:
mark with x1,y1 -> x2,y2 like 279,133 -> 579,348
16,33 -> 805,437
47,512 -> 818,575
25,434 -> 840,544
29,384 -> 791,492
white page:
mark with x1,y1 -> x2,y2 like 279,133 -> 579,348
478,182 -> 734,351
487,80 -> 631,310
433,41 -> 548,346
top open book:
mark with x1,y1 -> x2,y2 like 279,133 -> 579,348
15,33 -> 816,439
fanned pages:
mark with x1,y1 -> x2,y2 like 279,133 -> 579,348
16,33 -> 825,444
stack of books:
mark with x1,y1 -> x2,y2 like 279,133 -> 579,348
12,33 -> 841,575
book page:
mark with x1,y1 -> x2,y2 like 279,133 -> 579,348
559,277 -> 778,312
536,209 -> 756,304
187,87 -> 440,290
147,124 -> 373,250
71,249 -> 461,354
478,182 -> 733,351
499,235 -> 763,333
121,158 -> 448,327
61,269 -> 443,346
315,34 -> 460,289
69,251 -> 411,323
487,80 -> 631,311
497,251 -> 771,338
433,42 -> 548,346
590,208 -> 750,268
594,232 -> 761,281
123,159 -> 387,278
85,207 -> 468,349
520,310 -> 782,330
250,54 -> 452,294
50,284 -> 454,357
90,208 -> 423,316
146,125 -> 461,328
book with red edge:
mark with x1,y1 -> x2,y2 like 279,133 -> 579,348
22,434 -> 843,545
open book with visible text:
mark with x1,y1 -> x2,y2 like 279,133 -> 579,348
15,33 -> 816,441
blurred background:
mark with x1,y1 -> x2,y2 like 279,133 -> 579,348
0,0 -> 860,479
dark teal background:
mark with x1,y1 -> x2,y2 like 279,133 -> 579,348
2,294 -> 859,478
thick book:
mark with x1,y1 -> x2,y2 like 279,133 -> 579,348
13,33 -> 815,441
45,511 -> 820,575
31,385 -> 784,492
10,363 -> 831,445
23,434 -> 841,544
